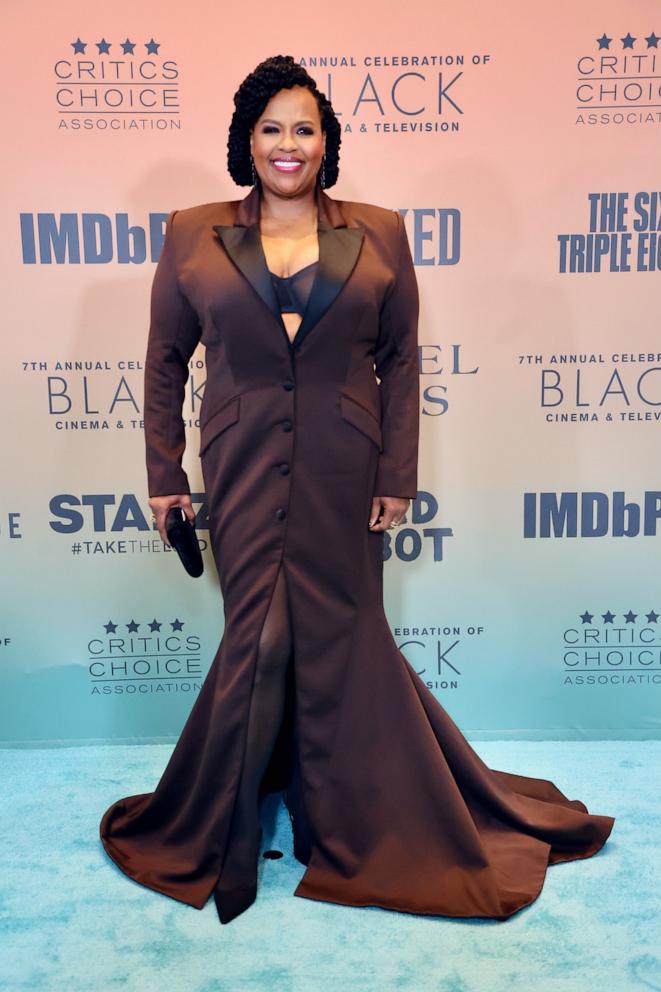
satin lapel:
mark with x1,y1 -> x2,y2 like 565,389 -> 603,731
212,223 -> 283,327
212,185 -> 365,351
293,223 -> 363,351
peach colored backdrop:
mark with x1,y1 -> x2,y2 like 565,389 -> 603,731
1,0 -> 659,744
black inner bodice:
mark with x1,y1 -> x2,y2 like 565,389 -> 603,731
269,260 -> 319,315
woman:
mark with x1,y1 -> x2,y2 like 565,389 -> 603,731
100,55 -> 615,926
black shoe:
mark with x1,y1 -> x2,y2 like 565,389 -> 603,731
214,882 -> 257,924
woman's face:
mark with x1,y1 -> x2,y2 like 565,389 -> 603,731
250,85 -> 326,197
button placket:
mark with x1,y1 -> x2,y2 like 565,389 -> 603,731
276,378 -> 295,522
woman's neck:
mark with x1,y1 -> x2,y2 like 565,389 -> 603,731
258,183 -> 319,233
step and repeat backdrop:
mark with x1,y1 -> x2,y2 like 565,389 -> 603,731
1,1 -> 659,745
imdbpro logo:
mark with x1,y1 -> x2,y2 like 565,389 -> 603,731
523,491 -> 661,537
19,213 -> 168,263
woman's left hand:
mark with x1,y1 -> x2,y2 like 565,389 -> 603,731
368,496 -> 409,531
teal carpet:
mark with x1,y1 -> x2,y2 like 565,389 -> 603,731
0,741 -> 658,992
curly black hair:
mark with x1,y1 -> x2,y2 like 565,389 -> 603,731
227,54 -> 341,189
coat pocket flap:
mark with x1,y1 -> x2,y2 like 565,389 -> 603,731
199,396 -> 240,456
339,392 -> 383,451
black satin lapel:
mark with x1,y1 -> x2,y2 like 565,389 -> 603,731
212,221 -> 365,352
293,226 -> 364,351
212,224 -> 283,325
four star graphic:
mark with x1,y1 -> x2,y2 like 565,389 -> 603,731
596,31 -> 660,50
70,37 -> 161,54
579,610 -> 658,624
102,618 -> 186,632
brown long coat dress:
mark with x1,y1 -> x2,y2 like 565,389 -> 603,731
99,181 -> 615,921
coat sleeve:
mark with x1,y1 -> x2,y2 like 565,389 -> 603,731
373,209 -> 420,500
143,209 -> 202,498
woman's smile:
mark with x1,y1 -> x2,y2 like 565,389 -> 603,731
270,158 -> 304,174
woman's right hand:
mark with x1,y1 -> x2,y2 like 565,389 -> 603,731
149,494 -> 196,546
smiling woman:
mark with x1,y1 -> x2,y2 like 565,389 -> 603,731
251,88 -> 325,271
99,53 -> 615,930
250,87 -> 326,193
247,85 -> 327,344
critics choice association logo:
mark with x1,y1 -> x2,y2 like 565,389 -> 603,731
55,36 -> 180,130
88,617 -> 203,696
563,608 -> 661,686
576,29 -> 661,125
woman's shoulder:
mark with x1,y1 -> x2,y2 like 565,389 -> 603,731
335,200 -> 403,262
170,199 -> 240,227
334,197 -> 400,231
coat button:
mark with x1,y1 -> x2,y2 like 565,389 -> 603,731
282,381 -> 294,391
275,508 -> 286,520
281,418 -> 292,431
279,463 -> 290,475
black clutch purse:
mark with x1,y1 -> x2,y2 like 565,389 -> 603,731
165,506 -> 204,578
